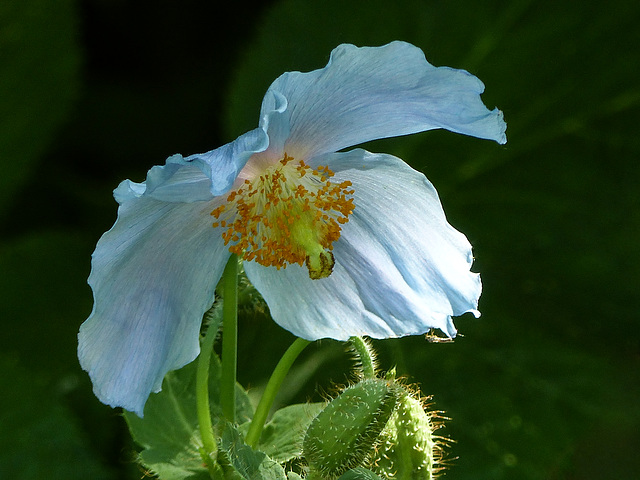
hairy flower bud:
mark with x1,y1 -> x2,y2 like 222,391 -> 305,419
372,386 -> 444,480
303,379 -> 400,479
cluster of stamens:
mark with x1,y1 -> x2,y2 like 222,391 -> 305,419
211,155 -> 354,277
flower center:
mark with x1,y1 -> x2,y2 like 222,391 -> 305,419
211,154 -> 354,279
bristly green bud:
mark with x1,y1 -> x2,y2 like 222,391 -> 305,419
303,378 -> 400,479
371,385 -> 446,480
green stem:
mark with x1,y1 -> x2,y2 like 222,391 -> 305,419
220,254 -> 238,423
350,336 -> 376,379
196,309 -> 220,470
245,337 -> 311,448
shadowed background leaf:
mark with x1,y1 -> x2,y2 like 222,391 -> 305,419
0,0 -> 81,218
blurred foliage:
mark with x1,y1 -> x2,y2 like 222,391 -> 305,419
0,0 -> 638,479
0,0 -> 81,218
0,355 -> 112,480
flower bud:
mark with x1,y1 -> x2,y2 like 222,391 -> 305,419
372,386 -> 443,480
303,378 -> 399,479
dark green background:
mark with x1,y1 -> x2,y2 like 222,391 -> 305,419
1,0 -> 638,478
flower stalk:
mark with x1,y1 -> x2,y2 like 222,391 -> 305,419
195,310 -> 219,470
220,255 -> 239,423
350,336 -> 377,379
245,337 -> 311,448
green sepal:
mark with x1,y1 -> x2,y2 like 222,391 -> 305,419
219,423 -> 287,480
303,379 -> 400,479
250,403 -> 325,463
337,467 -> 385,480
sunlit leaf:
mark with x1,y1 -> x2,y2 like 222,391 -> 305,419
124,316 -> 254,479
254,403 -> 324,463
220,423 -> 287,480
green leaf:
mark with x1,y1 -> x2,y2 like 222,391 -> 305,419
124,360 -> 211,480
254,403 -> 324,463
220,423 -> 287,480
338,467 -> 384,480
124,319 -> 254,479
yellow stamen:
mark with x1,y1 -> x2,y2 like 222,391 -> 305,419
211,154 -> 354,279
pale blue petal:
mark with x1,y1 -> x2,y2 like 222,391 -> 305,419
115,156 -> 214,204
243,149 -> 480,341
78,165 -> 229,416
262,41 -> 506,161
256,90 -> 290,160
183,126 -> 269,196
245,260 -> 373,340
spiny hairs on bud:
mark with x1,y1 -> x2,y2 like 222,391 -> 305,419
303,378 -> 401,479
371,382 -> 451,480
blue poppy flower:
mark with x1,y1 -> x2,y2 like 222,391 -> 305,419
78,41 -> 506,416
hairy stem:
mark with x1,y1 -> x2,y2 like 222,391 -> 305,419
350,336 -> 377,379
